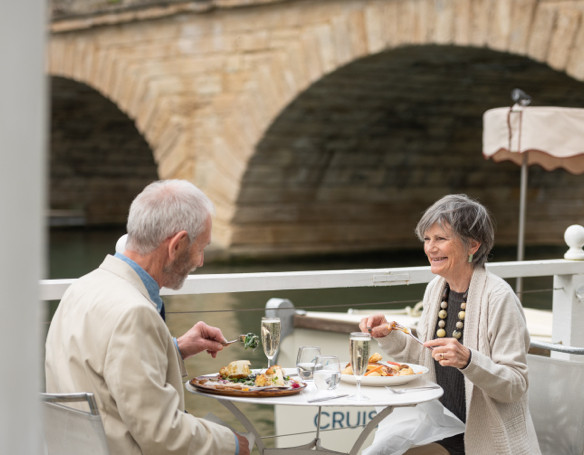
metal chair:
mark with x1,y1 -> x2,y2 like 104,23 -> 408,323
528,341 -> 584,455
40,392 -> 110,455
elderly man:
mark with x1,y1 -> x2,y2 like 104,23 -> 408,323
45,180 -> 250,455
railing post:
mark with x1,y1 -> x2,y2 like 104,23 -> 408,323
552,273 -> 584,362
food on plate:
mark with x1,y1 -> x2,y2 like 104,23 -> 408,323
243,333 -> 260,350
341,353 -> 418,377
255,365 -> 286,386
219,360 -> 252,379
197,361 -> 302,391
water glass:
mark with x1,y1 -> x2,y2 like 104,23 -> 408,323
296,346 -> 321,381
313,355 -> 341,394
348,332 -> 371,401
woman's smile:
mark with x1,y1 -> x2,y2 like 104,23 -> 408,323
424,223 -> 475,291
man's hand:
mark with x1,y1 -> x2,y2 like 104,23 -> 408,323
176,321 -> 225,360
235,433 -> 250,455
358,314 -> 391,338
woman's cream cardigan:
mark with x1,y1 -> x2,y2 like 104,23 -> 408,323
376,266 -> 541,455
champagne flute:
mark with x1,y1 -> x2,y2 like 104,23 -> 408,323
261,317 -> 281,369
348,332 -> 371,401
296,346 -> 321,381
313,355 -> 341,395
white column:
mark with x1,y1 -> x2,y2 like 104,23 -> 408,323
0,0 -> 47,453
552,226 -> 584,362
551,274 -> 584,362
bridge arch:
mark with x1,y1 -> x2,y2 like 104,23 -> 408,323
50,76 -> 158,225
48,0 -> 584,253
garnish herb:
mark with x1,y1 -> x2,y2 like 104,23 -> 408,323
243,333 -> 260,350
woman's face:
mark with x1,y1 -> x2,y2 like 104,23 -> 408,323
423,223 -> 475,285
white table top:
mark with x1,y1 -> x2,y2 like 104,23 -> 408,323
185,375 -> 442,407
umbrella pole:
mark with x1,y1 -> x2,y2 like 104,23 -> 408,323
516,152 -> 528,298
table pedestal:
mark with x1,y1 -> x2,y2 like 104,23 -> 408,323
219,399 -> 395,455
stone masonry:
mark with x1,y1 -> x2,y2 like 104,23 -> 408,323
49,0 -> 584,256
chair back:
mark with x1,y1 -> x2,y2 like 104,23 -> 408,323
527,354 -> 584,455
40,392 -> 110,455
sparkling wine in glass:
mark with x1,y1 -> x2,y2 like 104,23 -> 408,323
261,317 -> 281,369
348,332 -> 371,401
313,355 -> 341,395
296,346 -> 321,381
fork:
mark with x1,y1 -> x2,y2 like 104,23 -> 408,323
221,335 -> 247,346
385,385 -> 440,394
389,322 -> 434,351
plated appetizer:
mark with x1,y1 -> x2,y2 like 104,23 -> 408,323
341,353 -> 417,377
189,361 -> 304,395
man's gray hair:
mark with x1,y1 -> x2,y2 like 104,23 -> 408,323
126,180 -> 215,256
415,194 -> 495,267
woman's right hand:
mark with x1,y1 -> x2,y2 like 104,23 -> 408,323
359,314 -> 392,338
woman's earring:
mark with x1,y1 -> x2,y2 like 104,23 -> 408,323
468,253 -> 474,263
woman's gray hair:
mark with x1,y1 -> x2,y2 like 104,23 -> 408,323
126,180 -> 215,256
415,194 -> 495,267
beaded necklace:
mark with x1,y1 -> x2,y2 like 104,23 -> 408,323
436,284 -> 468,339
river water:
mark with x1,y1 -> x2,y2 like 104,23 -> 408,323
46,227 -> 562,451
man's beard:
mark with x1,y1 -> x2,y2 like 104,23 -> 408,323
162,248 -> 195,290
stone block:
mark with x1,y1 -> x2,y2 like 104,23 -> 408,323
332,14 -> 354,67
348,9 -> 368,58
433,0 -> 455,44
363,3 -> 387,54
280,42 -> 311,94
314,23 -> 338,74
453,0 -> 472,46
488,0 -> 513,51
417,0 -> 435,44
470,0 -> 493,46
199,160 -> 241,205
547,7 -> 581,71
300,28 -> 325,84
157,138 -> 191,179
233,30 -> 270,52
566,17 -> 584,81
527,4 -> 557,62
154,119 -> 184,163
508,0 -> 538,55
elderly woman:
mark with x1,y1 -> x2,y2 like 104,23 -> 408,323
360,195 -> 540,455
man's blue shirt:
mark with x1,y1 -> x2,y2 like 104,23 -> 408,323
114,252 -> 163,313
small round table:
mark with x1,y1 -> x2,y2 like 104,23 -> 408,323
186,371 -> 442,455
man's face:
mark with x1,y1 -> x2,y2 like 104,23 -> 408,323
163,215 -> 212,290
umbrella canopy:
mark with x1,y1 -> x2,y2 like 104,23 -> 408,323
483,106 -> 584,174
483,105 -> 584,295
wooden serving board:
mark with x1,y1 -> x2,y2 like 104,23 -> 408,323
189,375 -> 307,397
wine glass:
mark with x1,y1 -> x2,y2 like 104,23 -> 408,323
261,317 -> 281,369
313,355 -> 341,395
348,332 -> 371,401
296,346 -> 321,381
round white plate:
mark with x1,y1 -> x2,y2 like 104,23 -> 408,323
340,363 -> 429,386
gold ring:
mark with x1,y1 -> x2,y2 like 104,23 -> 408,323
440,353 -> 444,360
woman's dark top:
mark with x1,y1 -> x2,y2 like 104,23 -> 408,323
433,289 -> 467,455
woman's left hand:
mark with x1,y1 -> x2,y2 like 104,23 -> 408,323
425,338 -> 471,369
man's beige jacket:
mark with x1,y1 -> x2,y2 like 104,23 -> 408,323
45,255 -> 236,455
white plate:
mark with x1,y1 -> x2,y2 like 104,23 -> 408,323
340,363 -> 429,386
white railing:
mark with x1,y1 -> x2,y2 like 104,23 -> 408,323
41,257 -> 584,362
39,259 -> 582,299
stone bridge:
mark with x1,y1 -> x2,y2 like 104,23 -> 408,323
48,0 -> 584,257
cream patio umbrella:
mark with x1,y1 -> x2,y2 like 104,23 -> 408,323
483,94 -> 584,295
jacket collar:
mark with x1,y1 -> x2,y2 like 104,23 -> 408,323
98,254 -> 157,310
